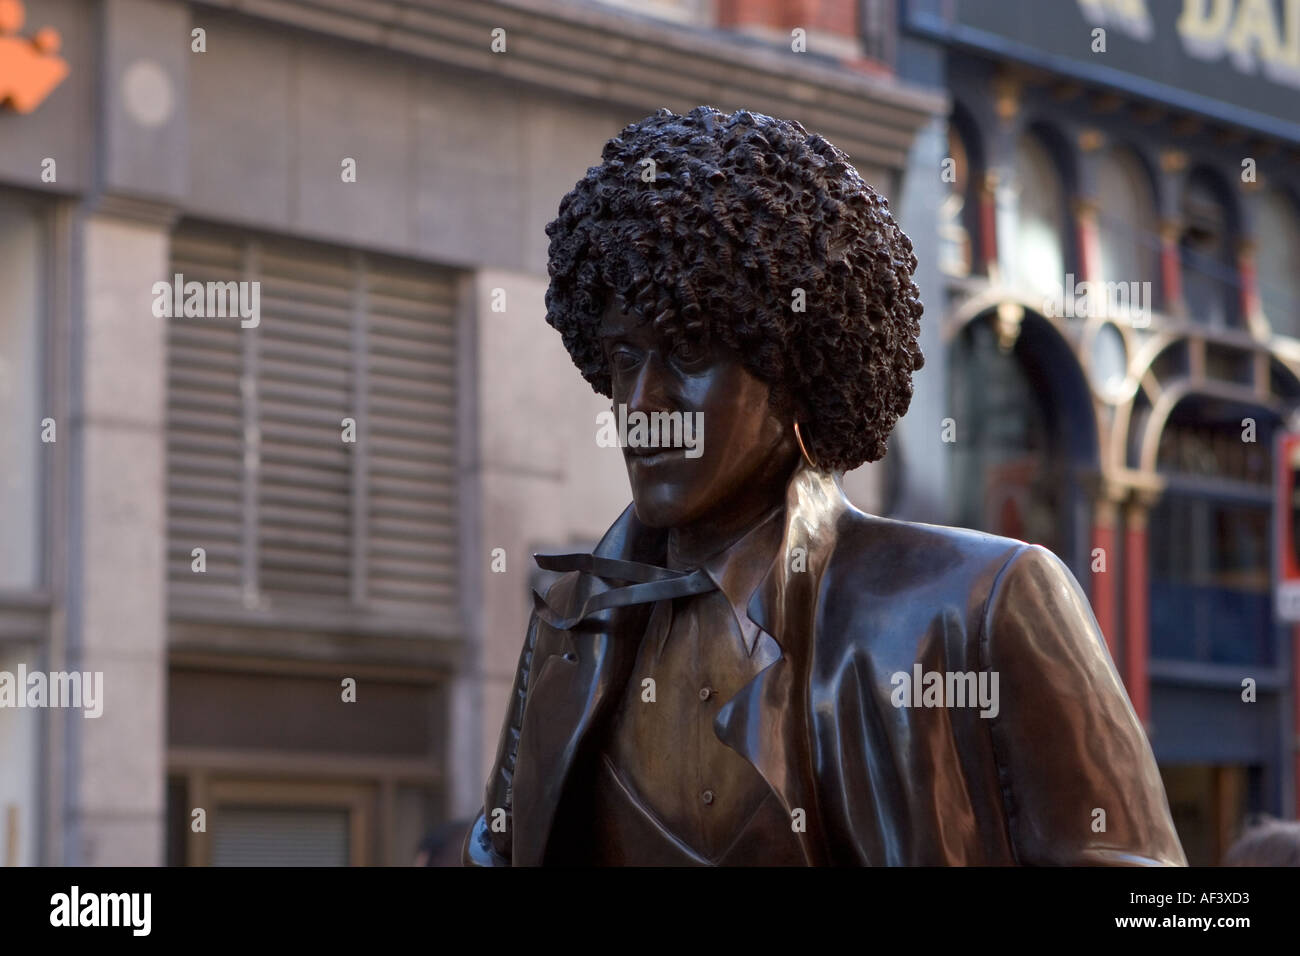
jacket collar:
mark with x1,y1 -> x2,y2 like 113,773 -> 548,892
591,459 -> 850,656
647,502 -> 784,659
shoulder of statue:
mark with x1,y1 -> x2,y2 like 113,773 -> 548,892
815,510 -> 1028,619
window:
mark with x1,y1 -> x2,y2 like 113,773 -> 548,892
1150,398 -> 1277,666
1180,170 -> 1240,328
948,316 -> 1066,558
200,780 -> 373,867
1149,495 -> 1272,666
166,230 -> 460,632
0,193 -> 50,866
1096,148 -> 1159,293
166,664 -> 445,866
1255,190 -> 1300,338
1012,133 -> 1066,304
212,806 -> 352,867
0,195 -> 43,591
860,0 -> 897,66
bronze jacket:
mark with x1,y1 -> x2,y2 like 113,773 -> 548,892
463,463 -> 1187,866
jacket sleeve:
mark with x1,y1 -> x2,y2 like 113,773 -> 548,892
982,543 -> 1186,866
461,608 -> 542,867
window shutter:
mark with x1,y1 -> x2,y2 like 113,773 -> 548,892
211,807 -> 350,867
365,267 -> 460,617
168,233 -> 246,602
257,245 -> 355,602
166,229 -> 460,632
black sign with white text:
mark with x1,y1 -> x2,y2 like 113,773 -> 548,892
907,0 -> 1300,142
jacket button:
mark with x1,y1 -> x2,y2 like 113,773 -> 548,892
701,789 -> 714,806
699,687 -> 712,701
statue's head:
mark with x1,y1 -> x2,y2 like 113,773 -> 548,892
544,105 -> 924,531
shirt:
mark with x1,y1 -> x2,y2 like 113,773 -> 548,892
588,504 -> 807,864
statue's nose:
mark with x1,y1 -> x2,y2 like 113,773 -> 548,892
625,350 -> 674,415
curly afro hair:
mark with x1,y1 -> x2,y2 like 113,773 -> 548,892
543,105 -> 924,471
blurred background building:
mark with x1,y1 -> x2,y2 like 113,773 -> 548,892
900,0 -> 1300,866
0,0 -> 1295,867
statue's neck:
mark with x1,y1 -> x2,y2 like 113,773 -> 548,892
664,473 -> 793,571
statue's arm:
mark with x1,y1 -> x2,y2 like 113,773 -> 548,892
981,543 -> 1187,866
461,609 -> 542,867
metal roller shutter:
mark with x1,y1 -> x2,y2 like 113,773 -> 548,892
210,806 -> 350,867
166,230 -> 460,630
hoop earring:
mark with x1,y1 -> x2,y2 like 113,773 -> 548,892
793,422 -> 819,471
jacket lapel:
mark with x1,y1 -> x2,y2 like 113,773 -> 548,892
714,463 -> 848,865
511,504 -> 664,866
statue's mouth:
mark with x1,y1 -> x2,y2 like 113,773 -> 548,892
627,448 -> 688,467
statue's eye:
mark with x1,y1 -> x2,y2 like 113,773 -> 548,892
610,346 -> 640,372
671,339 -> 706,366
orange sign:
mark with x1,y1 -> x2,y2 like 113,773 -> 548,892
0,0 -> 68,114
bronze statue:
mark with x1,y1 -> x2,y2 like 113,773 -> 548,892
463,106 -> 1186,866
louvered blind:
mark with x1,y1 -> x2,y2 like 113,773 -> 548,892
168,235 -> 245,602
211,806 -> 349,867
166,230 -> 460,631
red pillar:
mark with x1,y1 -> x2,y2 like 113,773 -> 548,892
1238,242 -> 1259,324
1160,220 -> 1184,316
1294,625 -> 1300,818
1124,503 -> 1150,724
1091,498 -> 1120,665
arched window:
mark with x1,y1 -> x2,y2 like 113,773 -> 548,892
1096,148 -> 1159,290
948,314 -> 1080,561
1180,170 -> 1240,328
1013,132 -> 1066,303
1255,190 -> 1300,338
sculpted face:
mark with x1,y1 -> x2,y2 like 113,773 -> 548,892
599,303 -> 800,535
